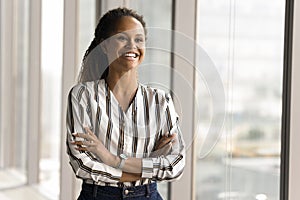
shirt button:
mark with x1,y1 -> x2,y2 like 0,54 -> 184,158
124,189 -> 129,195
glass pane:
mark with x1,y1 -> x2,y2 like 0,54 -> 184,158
0,0 -> 30,189
129,0 -> 173,93
14,0 -> 30,179
195,0 -> 285,199
78,0 -> 96,74
128,1 -> 173,199
39,0 -> 63,198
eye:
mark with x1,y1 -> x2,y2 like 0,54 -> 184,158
135,37 -> 144,43
117,35 -> 128,41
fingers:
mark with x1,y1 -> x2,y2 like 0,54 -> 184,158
71,139 -> 97,152
75,146 -> 87,151
71,140 -> 95,146
71,128 -> 94,147
84,127 -> 94,135
150,142 -> 172,157
72,127 -> 95,139
155,133 -> 177,150
72,132 -> 87,139
71,127 -> 101,152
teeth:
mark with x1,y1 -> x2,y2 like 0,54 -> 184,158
124,53 -> 137,58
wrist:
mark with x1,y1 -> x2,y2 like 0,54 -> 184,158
113,155 -> 121,168
116,154 -> 128,170
100,152 -> 119,167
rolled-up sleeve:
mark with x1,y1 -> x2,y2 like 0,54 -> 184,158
66,84 -> 122,184
141,93 -> 186,181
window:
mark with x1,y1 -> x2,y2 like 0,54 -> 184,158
78,0 -> 96,73
1,1 -> 292,199
0,0 -> 30,189
39,0 -> 63,198
195,0 -> 285,199
129,0 -> 173,93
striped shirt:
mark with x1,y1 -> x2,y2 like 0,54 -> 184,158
66,79 -> 185,187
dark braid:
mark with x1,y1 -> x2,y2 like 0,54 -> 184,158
78,7 -> 147,83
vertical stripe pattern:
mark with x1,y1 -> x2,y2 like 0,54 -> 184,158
117,106 -> 125,155
131,99 -> 138,155
105,82 -> 112,150
142,87 -> 150,156
66,79 -> 185,187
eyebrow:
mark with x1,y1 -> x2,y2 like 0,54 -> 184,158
115,32 -> 145,37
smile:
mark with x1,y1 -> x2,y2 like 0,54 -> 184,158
123,52 -> 139,58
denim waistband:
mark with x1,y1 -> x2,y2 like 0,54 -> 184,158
81,182 -> 158,199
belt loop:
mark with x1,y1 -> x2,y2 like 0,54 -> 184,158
92,181 -> 98,198
145,184 -> 150,198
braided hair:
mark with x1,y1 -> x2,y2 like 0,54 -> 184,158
77,7 -> 147,83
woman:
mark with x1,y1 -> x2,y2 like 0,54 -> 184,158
66,7 -> 185,200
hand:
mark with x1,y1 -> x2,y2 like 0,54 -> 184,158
150,133 -> 177,157
71,127 -> 118,167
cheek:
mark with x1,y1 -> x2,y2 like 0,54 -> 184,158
106,44 -> 122,59
139,54 -> 145,63
106,40 -> 123,51
140,49 -> 145,59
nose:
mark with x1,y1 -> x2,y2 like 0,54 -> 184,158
125,38 -> 137,49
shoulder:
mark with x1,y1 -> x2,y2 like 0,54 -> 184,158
139,83 -> 172,104
68,80 -> 102,99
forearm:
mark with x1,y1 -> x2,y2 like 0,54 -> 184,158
67,135 -> 122,183
95,149 -> 142,174
120,172 -> 142,182
106,156 -> 143,182
122,157 -> 142,174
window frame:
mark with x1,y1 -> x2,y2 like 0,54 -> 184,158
171,0 -> 197,200
288,0 -> 300,199
0,0 -> 15,169
59,0 -> 80,199
281,0 -> 294,199
27,0 -> 42,185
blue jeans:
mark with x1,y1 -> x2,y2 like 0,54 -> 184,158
77,182 -> 163,200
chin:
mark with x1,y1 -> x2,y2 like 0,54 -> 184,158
121,60 -> 141,69
124,63 -> 139,70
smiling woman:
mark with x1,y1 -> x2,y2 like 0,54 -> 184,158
101,17 -> 145,72
77,8 -> 146,83
66,7 -> 185,200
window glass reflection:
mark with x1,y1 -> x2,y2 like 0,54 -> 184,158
196,0 -> 285,199
123,0 -> 173,96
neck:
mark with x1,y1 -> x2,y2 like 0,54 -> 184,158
106,68 -> 138,96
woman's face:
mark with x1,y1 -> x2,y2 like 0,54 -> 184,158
102,16 -> 146,72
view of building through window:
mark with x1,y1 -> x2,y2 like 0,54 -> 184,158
0,0 -> 288,199
196,0 -> 285,199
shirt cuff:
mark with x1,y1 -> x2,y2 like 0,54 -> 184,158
141,158 -> 153,179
